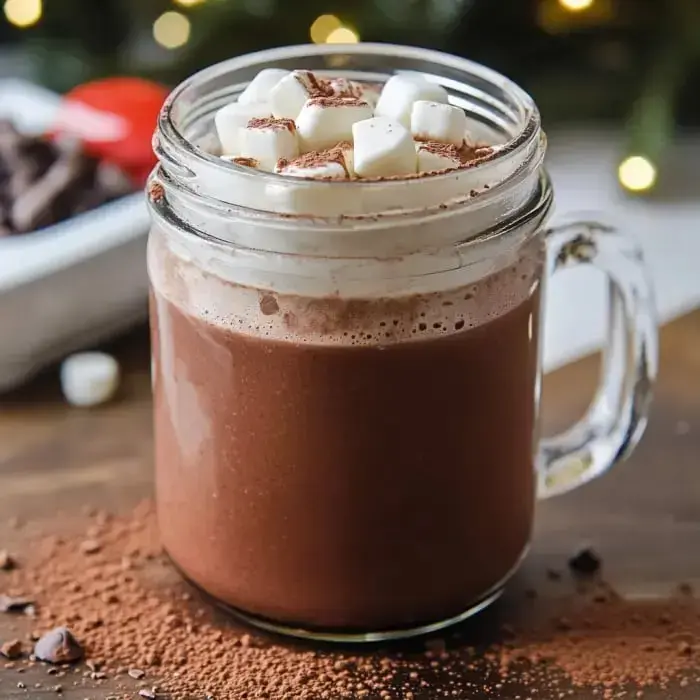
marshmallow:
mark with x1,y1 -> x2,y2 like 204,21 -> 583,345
60,352 -> 120,407
238,68 -> 289,105
416,141 -> 462,173
269,70 -> 333,120
215,101 -> 272,155
238,117 -> 299,171
375,74 -> 449,127
276,147 -> 350,180
352,117 -> 417,178
329,78 -> 380,108
296,97 -> 373,152
411,101 -> 467,147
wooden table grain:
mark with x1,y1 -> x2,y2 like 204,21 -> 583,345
1,312 -> 699,699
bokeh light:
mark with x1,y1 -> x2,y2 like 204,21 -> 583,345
310,14 -> 342,44
618,155 -> 657,193
173,0 -> 205,5
153,11 -> 191,49
325,26 -> 359,44
558,0 -> 595,10
3,0 -> 42,28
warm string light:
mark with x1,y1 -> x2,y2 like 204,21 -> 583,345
153,11 -> 191,49
310,14 -> 341,43
618,155 -> 657,193
3,0 -> 42,27
325,26 -> 360,44
309,14 -> 359,44
558,0 -> 595,10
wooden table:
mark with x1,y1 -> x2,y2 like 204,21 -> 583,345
1,312 -> 699,698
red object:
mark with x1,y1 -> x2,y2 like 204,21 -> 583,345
53,77 -> 170,186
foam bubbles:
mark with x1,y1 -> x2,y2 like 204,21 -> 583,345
149,224 -> 545,347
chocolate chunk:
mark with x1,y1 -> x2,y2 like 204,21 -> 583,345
0,549 -> 16,570
568,547 -> 602,576
0,594 -> 34,613
0,119 -> 133,236
1,639 -> 23,659
33,627 -> 84,664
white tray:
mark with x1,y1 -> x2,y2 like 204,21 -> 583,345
0,80 -> 151,392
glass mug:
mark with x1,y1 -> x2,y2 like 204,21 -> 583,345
147,44 -> 657,642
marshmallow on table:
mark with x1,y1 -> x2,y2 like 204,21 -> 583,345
270,70 -> 333,120
416,141 -> 462,173
296,97 -> 373,152
238,68 -> 289,105
215,102 -> 272,155
411,101 -> 467,147
238,117 -> 299,171
276,146 -> 350,179
60,352 -> 120,407
352,117 -> 417,178
375,74 -> 449,127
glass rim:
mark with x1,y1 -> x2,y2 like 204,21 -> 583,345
157,42 -> 541,193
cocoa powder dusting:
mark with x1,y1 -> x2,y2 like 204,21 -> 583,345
3,505 -> 700,698
306,95 -> 369,108
246,116 -> 296,133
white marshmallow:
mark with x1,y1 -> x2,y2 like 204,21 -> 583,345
214,101 -> 272,155
329,78 -> 380,108
270,70 -> 330,120
60,352 -> 120,407
296,97 -> 373,152
352,117 -> 417,178
276,159 -> 347,180
238,68 -> 289,105
238,117 -> 299,171
375,74 -> 449,127
411,101 -> 467,147
276,144 -> 353,180
416,141 -> 462,172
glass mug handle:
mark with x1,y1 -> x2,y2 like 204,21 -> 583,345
537,217 -> 659,498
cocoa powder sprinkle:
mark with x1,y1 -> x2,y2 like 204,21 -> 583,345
246,116 -> 296,133
4,505 -> 700,698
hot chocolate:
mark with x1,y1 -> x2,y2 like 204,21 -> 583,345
148,44 -> 656,639
149,228 -> 544,631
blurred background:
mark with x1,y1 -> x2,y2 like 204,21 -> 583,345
1,0 -> 699,392
1,0 -> 699,191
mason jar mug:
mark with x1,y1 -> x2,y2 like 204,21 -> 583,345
147,44 -> 657,642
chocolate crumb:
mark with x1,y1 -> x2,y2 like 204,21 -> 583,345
0,594 -> 34,613
34,627 -> 84,664
568,547 -> 602,576
0,549 -> 17,570
1,639 -> 23,659
129,668 -> 146,679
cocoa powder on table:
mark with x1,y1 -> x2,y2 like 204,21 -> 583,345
2,503 -> 700,699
